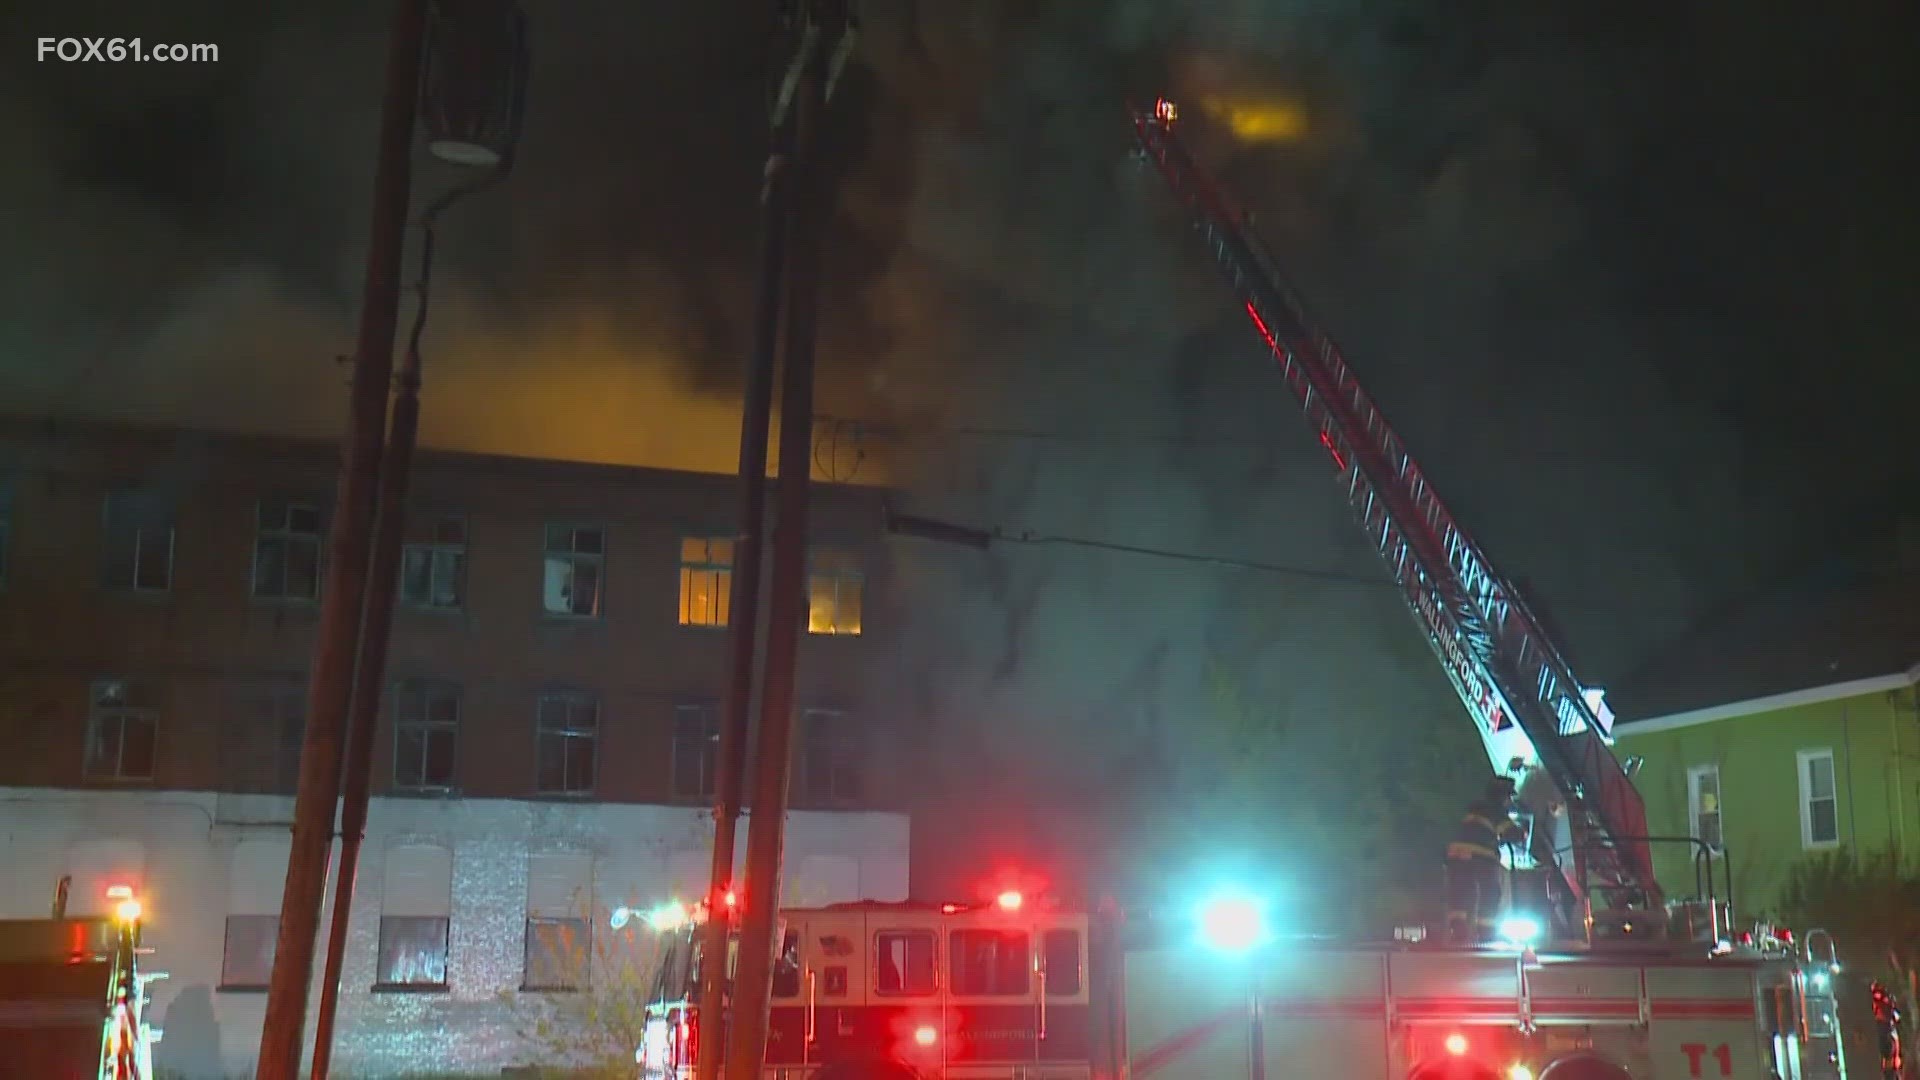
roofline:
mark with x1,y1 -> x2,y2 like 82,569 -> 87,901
1618,661 -> 1920,735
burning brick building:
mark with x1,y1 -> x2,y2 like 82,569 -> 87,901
0,418 -> 910,1076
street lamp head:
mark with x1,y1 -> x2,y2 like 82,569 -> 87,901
420,0 -> 531,169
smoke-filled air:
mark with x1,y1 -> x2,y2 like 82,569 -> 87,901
5,0 -> 1916,915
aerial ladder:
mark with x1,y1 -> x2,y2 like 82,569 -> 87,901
1127,99 -> 1660,933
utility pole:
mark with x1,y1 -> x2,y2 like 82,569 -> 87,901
307,7 -> 527,1074
723,4 -> 853,1075
308,177 -> 507,1080
256,2 -> 428,1075
692,75 -> 796,1080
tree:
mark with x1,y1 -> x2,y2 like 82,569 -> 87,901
1776,848 -> 1920,1076
506,901 -> 670,1078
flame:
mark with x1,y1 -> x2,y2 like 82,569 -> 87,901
1198,92 -> 1310,143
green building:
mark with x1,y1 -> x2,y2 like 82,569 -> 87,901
1608,563 -> 1920,917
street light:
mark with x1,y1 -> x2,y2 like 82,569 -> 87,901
419,0 -> 531,168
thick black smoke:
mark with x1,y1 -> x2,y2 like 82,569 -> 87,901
4,1 -> 1916,896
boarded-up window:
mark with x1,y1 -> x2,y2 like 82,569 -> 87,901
377,845 -> 452,988
222,840 -> 287,989
524,850 -> 593,990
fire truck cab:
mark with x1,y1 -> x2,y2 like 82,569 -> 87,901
639,894 -> 1097,1080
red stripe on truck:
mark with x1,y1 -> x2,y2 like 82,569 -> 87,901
1263,1000 -> 1386,1020
1130,1009 -> 1237,1078
1652,1000 -> 1757,1020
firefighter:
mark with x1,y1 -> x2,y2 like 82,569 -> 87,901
1872,979 -> 1904,1079
1445,776 -> 1525,945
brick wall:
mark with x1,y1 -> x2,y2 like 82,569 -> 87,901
0,787 -> 909,1077
0,418 -> 899,806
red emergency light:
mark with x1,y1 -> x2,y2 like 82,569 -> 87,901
996,890 -> 1024,912
1444,1033 -> 1469,1056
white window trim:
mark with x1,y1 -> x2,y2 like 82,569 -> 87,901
1797,747 -> 1841,850
1686,763 -> 1723,854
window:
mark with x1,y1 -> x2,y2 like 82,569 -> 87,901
221,839 -> 286,990
523,919 -> 590,990
807,548 -> 864,636
253,499 -> 324,600
1687,764 -> 1723,852
393,680 -> 459,790
401,515 -> 467,611
221,915 -> 279,989
84,680 -> 158,781
772,928 -> 802,998
1798,749 -> 1840,849
672,702 -> 719,803
536,693 -> 599,795
1043,928 -> 1081,996
377,845 -> 451,989
950,929 -> 1029,996
679,536 -> 734,627
795,709 -> 863,807
101,490 -> 175,592
221,680 -> 307,795
524,850 -> 592,989
543,524 -> 604,618
0,477 -> 12,585
874,929 -> 936,995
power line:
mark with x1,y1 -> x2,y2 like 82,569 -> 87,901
1011,531 -> 1391,585
885,509 -> 1389,585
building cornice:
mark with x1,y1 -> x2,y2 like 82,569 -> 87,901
1617,661 -> 1920,736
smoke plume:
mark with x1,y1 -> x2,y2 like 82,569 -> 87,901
4,1 -> 1917,863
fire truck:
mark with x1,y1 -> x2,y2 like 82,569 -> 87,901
0,879 -> 159,1080
633,97 -> 1857,1078
638,890 -> 1104,1080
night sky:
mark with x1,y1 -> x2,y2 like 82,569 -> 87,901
6,2 -> 1917,825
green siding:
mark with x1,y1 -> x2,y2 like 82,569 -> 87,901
1614,684 -> 1920,917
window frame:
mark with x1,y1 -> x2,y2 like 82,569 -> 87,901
678,535 -> 735,629
872,928 -> 938,997
400,513 -> 469,612
1042,927 -> 1082,997
219,913 -> 279,991
251,498 -> 326,602
101,490 -> 176,593
1797,748 -> 1840,850
948,927 -> 1032,998
795,708 -> 864,808
672,701 -> 720,804
541,523 -> 606,620
1686,762 -> 1723,854
84,682 -> 158,782
392,680 -> 461,792
534,692 -> 599,796
373,914 -> 451,991
806,547 -> 865,637
521,915 -> 592,992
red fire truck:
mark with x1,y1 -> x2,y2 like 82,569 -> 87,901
635,892 -> 1847,1079
634,94 -> 1862,1078
639,891 -> 1102,1080
0,879 -> 157,1080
